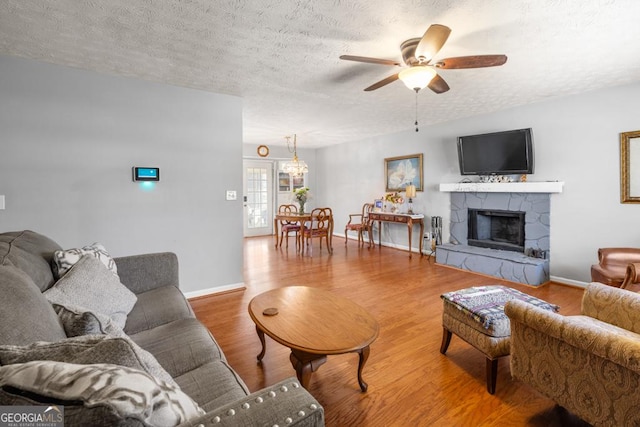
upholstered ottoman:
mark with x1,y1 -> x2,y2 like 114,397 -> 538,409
440,285 -> 558,394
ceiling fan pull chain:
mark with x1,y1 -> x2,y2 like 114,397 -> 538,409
414,89 -> 419,132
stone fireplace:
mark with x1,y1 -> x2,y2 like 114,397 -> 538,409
436,181 -> 563,286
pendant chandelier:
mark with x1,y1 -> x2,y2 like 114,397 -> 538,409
282,134 -> 308,177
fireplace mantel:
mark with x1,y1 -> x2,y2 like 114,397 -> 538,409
439,181 -> 564,193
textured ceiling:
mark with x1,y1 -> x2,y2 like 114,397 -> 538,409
1,0 -> 640,148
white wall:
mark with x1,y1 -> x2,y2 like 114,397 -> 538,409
0,55 -> 244,294
317,82 -> 640,284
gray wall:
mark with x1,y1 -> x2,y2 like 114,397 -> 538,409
317,82 -> 640,284
3,53 -> 639,287
0,55 -> 244,294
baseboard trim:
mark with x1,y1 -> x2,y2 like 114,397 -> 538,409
185,282 -> 246,300
549,276 -> 588,288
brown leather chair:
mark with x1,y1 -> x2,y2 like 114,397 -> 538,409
622,262 -> 640,290
344,203 -> 373,247
590,248 -> 640,288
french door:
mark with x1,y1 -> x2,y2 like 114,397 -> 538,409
243,160 -> 274,237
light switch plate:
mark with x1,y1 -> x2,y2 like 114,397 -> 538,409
0,195 -> 4,210
226,190 -> 237,201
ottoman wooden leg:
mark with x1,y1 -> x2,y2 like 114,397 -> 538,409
440,328 -> 452,354
486,358 -> 498,394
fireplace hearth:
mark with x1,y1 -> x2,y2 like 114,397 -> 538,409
468,209 -> 525,253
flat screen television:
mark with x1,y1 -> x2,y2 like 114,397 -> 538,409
457,128 -> 534,175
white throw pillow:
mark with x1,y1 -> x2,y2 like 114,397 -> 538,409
52,242 -> 118,280
44,255 -> 137,329
0,361 -> 205,427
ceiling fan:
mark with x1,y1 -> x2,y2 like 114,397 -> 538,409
340,24 -> 507,93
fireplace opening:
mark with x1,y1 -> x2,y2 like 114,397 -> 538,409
468,209 -> 525,253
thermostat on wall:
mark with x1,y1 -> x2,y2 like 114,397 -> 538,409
133,167 -> 160,182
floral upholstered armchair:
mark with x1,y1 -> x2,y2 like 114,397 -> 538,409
505,282 -> 640,426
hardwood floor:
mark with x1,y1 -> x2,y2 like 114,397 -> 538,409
190,236 -> 590,427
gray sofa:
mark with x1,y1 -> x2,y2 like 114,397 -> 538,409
0,230 -> 324,426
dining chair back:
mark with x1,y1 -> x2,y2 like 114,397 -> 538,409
278,204 -> 301,249
302,207 -> 333,256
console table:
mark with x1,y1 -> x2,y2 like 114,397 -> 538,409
368,212 -> 424,258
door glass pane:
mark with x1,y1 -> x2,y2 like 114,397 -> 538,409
247,167 -> 268,229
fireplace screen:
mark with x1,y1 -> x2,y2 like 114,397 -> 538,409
467,209 -> 525,253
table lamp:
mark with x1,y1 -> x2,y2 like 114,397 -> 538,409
405,185 -> 417,214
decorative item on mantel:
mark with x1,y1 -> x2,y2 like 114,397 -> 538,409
282,134 -> 308,177
478,175 -> 514,183
293,187 -> 310,214
383,192 -> 404,213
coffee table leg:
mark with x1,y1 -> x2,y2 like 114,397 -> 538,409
290,350 -> 327,389
357,346 -> 371,392
256,326 -> 266,362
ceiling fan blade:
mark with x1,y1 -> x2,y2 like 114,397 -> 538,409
415,24 -> 451,63
427,73 -> 450,94
339,55 -> 401,67
434,55 -> 508,69
364,73 -> 399,91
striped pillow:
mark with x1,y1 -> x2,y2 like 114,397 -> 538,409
52,242 -> 118,280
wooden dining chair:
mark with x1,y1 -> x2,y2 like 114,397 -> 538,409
278,204 -> 301,250
345,202 -> 373,248
301,207 -> 333,256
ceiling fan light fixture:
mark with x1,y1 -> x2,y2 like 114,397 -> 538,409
398,66 -> 437,91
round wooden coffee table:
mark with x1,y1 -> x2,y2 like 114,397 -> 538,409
248,286 -> 379,391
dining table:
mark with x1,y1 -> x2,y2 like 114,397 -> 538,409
274,211 -> 334,253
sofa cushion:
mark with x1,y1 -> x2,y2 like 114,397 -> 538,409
115,252 -> 180,295
0,334 -> 176,387
53,303 -> 125,337
0,265 -> 66,346
0,361 -> 205,427
174,360 -> 250,411
52,242 -> 118,280
0,230 -> 62,291
124,286 -> 194,335
128,318 -> 223,378
44,255 -> 137,329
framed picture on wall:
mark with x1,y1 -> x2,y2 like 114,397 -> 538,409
384,153 -> 423,192
620,130 -> 640,203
